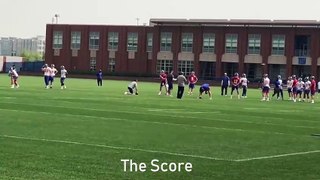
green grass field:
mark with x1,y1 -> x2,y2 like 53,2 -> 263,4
0,75 -> 320,180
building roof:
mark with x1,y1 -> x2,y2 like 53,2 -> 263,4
149,18 -> 320,27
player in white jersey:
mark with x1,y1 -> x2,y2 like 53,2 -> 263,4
49,64 -> 58,88
60,66 -> 68,89
124,80 -> 138,95
303,77 -> 311,102
240,73 -> 248,98
296,78 -> 304,102
286,76 -> 293,100
261,74 -> 270,101
42,64 -> 51,89
8,67 -> 19,88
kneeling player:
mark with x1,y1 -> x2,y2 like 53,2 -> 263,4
125,80 -> 138,95
199,84 -> 212,100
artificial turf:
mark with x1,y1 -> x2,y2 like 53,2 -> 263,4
0,75 -> 319,180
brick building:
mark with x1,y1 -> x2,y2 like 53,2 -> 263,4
45,19 -> 320,80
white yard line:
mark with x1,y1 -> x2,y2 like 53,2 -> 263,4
235,150 -> 320,162
1,101 -> 319,129
0,108 -> 289,136
0,134 -> 232,162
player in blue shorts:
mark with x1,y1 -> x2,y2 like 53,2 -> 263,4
199,83 -> 212,100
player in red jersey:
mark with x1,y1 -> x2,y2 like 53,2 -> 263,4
310,76 -> 316,104
188,71 -> 198,95
230,72 -> 240,99
158,70 -> 168,95
292,75 -> 298,102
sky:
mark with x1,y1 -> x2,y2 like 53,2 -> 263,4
1,0 -> 320,38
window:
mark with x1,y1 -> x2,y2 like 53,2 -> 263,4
108,58 -> 115,72
146,33 -> 153,52
53,31 -> 63,49
272,35 -> 285,55
203,33 -> 215,53
71,31 -> 81,49
89,32 -> 100,50
108,32 -> 118,51
156,60 -> 173,74
225,34 -> 238,53
248,34 -> 261,54
127,32 -> 138,51
178,60 -> 194,76
160,32 -> 172,51
90,58 -> 96,71
181,33 -> 193,52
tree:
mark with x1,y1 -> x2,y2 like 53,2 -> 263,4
20,50 -> 44,62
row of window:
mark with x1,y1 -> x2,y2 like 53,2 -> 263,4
156,60 -> 194,75
89,58 -> 115,72
53,31 -> 285,55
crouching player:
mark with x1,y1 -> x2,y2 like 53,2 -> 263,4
124,80 -> 138,95
199,83 -> 212,100
60,66 -> 68,89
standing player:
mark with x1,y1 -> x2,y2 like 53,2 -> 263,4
230,73 -> 240,99
96,69 -> 103,86
221,73 -> 230,96
287,76 -> 293,100
42,64 -> 51,89
124,80 -> 138,95
310,76 -> 316,103
158,70 -> 167,95
240,73 -> 248,98
198,83 -> 212,100
8,66 -> 19,88
49,64 -> 58,88
292,75 -> 298,102
166,70 -> 176,96
303,77 -> 311,102
272,75 -> 283,100
176,71 -> 188,99
296,78 -> 304,102
188,71 -> 198,95
60,65 -> 68,89
261,74 -> 271,101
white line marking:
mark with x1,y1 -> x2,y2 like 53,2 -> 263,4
0,108 -> 290,136
0,134 -> 233,162
2,101 -> 319,129
235,150 -> 320,162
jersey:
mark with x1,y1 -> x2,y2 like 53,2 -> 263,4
297,81 -> 304,91
231,76 -> 240,86
188,75 -> 198,84
293,79 -> 298,88
240,77 -> 248,86
11,69 -> 18,78
201,84 -> 210,91
128,81 -> 137,89
43,67 -> 51,76
287,80 -> 293,88
275,79 -> 283,89
61,69 -> 67,78
160,73 -> 167,82
304,81 -> 311,90
50,68 -> 58,77
263,77 -> 270,88
317,81 -> 320,90
311,80 -> 317,91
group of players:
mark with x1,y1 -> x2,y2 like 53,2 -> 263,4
40,64 -> 68,89
8,65 -> 320,103
154,70 -> 320,103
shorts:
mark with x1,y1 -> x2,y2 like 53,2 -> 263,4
311,90 -> 316,95
287,88 -> 292,93
199,87 -> 210,94
49,76 -> 54,82
189,83 -> 195,89
13,76 -> 18,80
304,90 -> 310,95
128,87 -> 133,94
297,90 -> 303,95
160,81 -> 166,87
293,87 -> 298,94
231,85 -> 239,91
262,86 -> 270,93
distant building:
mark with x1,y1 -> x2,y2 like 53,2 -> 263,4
0,36 -> 45,57
45,19 -> 320,80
